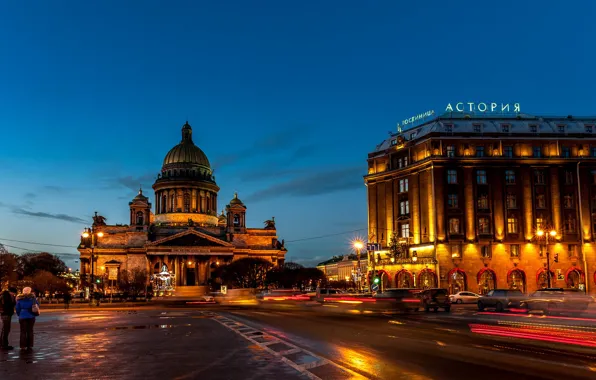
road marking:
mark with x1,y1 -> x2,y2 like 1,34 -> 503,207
212,313 -> 368,379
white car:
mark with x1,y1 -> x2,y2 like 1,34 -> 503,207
449,291 -> 481,304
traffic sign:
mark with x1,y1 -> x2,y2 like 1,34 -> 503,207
221,285 -> 227,295
371,283 -> 379,292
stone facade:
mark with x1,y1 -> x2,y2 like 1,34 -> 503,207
78,122 -> 287,290
365,113 -> 596,295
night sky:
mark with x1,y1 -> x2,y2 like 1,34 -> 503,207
1,1 -> 595,268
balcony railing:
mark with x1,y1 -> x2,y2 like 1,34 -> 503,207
375,257 -> 437,266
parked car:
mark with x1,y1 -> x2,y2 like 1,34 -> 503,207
477,289 -> 525,311
520,288 -> 595,315
418,288 -> 451,312
449,291 -> 481,304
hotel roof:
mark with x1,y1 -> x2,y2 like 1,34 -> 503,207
373,113 -> 596,153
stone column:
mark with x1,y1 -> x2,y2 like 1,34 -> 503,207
192,189 -> 197,211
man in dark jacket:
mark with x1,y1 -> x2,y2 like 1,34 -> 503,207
1,286 -> 17,350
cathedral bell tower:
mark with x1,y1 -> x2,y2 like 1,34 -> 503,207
226,192 -> 246,233
129,187 -> 152,230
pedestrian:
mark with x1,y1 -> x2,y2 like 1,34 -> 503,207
1,286 -> 18,350
63,292 -> 72,310
15,287 -> 40,351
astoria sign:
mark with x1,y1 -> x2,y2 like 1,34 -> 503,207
445,102 -> 521,113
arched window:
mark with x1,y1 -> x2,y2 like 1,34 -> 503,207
418,269 -> 437,289
477,268 -> 496,295
536,268 -> 554,289
507,269 -> 526,293
395,270 -> 413,288
136,211 -> 144,225
448,268 -> 466,294
233,214 -> 240,227
184,192 -> 191,212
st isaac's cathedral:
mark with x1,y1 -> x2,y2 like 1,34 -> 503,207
78,122 -> 287,294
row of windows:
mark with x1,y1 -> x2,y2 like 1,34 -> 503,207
445,123 -> 595,134
445,192 -> 575,210
452,244 -> 579,259
445,145 -> 596,158
448,169 -> 578,185
447,216 -> 578,235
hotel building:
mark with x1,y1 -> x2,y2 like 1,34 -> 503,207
365,113 -> 596,295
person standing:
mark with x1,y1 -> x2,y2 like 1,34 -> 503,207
63,292 -> 72,310
15,287 -> 39,351
1,287 -> 17,350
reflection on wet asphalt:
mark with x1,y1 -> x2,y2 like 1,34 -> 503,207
0,310 -> 309,380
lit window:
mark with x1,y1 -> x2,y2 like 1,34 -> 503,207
446,146 -> 455,157
477,194 -> 489,210
563,194 -> 574,208
447,170 -> 457,184
449,218 -> 460,234
404,156 -> 408,166
533,146 -> 542,157
504,146 -> 513,158
565,216 -> 576,233
400,200 -> 410,215
481,246 -> 491,258
448,194 -> 458,208
399,179 -> 409,193
477,170 -> 487,184
561,147 -> 570,158
536,194 -> 546,208
507,217 -> 518,234
401,223 -> 410,238
510,245 -> 520,258
501,125 -> 510,133
505,170 -> 516,184
536,218 -> 544,230
565,171 -> 574,185
478,218 -> 490,234
506,193 -> 517,209
476,146 -> 485,157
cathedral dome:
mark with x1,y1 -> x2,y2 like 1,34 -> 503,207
162,122 -> 211,171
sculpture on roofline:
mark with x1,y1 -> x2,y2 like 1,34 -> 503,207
92,211 -> 107,226
264,216 -> 276,229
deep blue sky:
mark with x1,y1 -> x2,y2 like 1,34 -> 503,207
1,1 -> 595,268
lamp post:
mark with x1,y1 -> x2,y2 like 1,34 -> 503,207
536,228 -> 557,288
82,227 -> 104,296
353,240 -> 363,293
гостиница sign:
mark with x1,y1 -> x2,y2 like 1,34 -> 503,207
397,109 -> 435,132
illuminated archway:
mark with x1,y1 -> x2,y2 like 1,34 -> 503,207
507,268 -> 526,293
477,268 -> 497,295
447,268 -> 467,294
395,269 -> 414,288
418,268 -> 437,289
565,267 -> 585,290
536,268 -> 555,289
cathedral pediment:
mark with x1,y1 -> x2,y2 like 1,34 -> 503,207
148,229 -> 233,247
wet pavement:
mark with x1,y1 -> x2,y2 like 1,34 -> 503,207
0,310 -> 310,380
1,306 -> 595,379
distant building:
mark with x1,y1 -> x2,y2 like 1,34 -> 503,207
317,254 -> 367,285
78,122 -> 287,295
365,113 -> 596,295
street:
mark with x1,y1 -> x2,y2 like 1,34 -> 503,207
1,305 -> 595,379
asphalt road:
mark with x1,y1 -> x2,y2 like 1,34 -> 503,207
0,305 -> 594,379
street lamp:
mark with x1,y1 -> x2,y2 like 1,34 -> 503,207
353,240 -> 364,292
536,228 -> 557,288
81,227 -> 104,294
